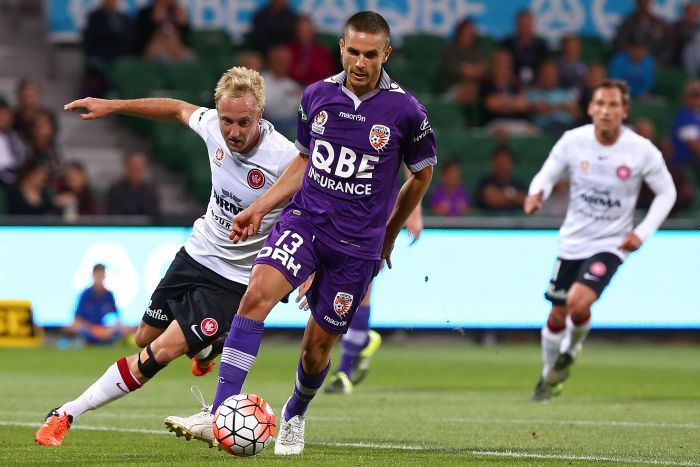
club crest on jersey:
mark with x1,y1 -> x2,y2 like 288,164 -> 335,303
200,318 -> 218,336
369,124 -> 390,151
247,168 -> 265,189
214,147 -> 225,167
616,165 -> 631,180
312,110 -> 328,135
333,292 -> 354,318
589,261 -> 607,277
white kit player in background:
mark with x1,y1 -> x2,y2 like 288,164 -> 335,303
36,67 -> 298,447
523,79 -> 676,402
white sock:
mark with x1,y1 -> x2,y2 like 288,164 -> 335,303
560,315 -> 591,358
58,357 -> 141,421
541,325 -> 565,379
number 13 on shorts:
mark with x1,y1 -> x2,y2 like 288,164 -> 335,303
257,229 -> 304,277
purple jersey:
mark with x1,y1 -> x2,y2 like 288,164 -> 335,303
292,70 -> 437,259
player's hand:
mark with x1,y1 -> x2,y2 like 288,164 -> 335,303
523,192 -> 543,215
229,207 -> 264,243
380,234 -> 396,270
64,97 -> 114,120
619,232 -> 642,252
405,209 -> 423,245
295,273 -> 315,311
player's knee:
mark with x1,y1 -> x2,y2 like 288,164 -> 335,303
566,297 -> 591,318
134,328 -> 150,348
238,287 -> 273,318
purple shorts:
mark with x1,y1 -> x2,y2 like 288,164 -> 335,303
254,211 -> 379,334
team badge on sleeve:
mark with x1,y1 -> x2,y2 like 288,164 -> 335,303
369,124 -> 390,151
201,318 -> 219,336
247,169 -> 266,189
333,292 -> 354,318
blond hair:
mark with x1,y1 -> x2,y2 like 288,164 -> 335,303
214,67 -> 265,113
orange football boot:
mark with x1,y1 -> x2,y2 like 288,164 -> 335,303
35,409 -> 72,446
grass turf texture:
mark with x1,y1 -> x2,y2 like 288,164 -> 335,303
1,342 -> 699,465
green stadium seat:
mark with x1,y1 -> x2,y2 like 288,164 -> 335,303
653,67 -> 688,105
162,62 -> 217,101
112,58 -> 164,99
385,60 -> 439,94
579,35 -> 609,64
508,134 -> 555,163
478,35 -> 498,56
401,34 -> 447,64
425,100 -> 466,130
437,130 -> 497,162
316,32 -> 340,53
629,97 -> 675,140
186,154 -> 212,203
189,30 -> 233,60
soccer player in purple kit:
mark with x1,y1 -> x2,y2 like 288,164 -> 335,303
170,11 -> 436,455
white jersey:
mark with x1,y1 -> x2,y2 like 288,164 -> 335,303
183,108 -> 298,284
529,124 -> 676,261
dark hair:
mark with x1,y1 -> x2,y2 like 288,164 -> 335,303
93,263 -> 106,272
491,145 -> 514,161
16,158 -> 49,182
591,79 -> 630,107
452,18 -> 476,45
343,11 -> 391,47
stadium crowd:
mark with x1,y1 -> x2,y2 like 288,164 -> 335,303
0,0 -> 698,220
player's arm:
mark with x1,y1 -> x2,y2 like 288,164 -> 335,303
622,155 -> 677,252
403,167 -> 423,243
524,149 -> 567,215
382,165 -> 433,268
229,153 -> 308,243
64,97 -> 199,126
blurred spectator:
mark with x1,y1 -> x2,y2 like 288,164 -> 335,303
136,0 -> 190,56
13,78 -> 57,142
499,10 -> 548,86
671,1 -> 699,67
250,0 -> 298,56
0,102 -> 27,186
429,161 -> 471,216
683,29 -> 700,76
27,111 -> 63,174
83,0 -> 136,97
613,0 -> 670,64
481,49 -> 536,136
63,264 -> 126,346
539,179 -> 570,216
635,117 -> 694,214
106,151 -> 161,220
557,35 -> 588,94
5,159 -> 54,215
236,50 -> 264,72
261,46 -> 303,136
143,21 -> 195,63
608,39 -> 655,99
439,18 -> 486,92
476,146 -> 528,212
578,63 -> 607,122
671,79 -> 700,179
286,15 -> 335,86
54,161 -> 98,217
527,61 -> 579,137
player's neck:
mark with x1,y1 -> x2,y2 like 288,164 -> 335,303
345,76 -> 380,98
594,126 -> 622,146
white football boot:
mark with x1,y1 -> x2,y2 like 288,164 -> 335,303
274,400 -> 305,455
164,386 -> 217,448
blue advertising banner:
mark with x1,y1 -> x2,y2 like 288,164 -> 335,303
1,226 -> 698,329
47,0 -> 690,43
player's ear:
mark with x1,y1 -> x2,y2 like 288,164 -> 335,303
383,45 -> 392,63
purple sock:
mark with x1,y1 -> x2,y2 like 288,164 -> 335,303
284,359 -> 330,420
337,305 -> 370,376
212,315 -> 264,412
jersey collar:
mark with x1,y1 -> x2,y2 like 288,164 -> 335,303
326,69 -> 393,110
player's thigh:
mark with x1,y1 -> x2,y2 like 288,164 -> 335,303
247,215 -> 318,318
571,252 -> 622,308
544,257 -> 584,306
305,241 -> 378,335
300,316 -> 342,373
171,282 -> 247,358
134,322 -> 165,348
360,281 -> 373,306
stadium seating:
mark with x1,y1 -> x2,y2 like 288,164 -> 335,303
425,99 -> 467,130
189,30 -> 233,62
316,32 -> 340,52
162,62 -> 218,104
629,97 -> 675,139
579,35 -> 610,64
111,58 -> 163,99
653,67 -> 689,105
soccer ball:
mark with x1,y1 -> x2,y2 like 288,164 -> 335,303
212,394 -> 276,456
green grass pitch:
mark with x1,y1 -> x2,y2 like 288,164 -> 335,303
1,341 -> 699,465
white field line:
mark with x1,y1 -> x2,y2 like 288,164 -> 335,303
3,410 -> 698,429
4,420 -> 698,466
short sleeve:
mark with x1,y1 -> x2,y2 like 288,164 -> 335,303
188,107 -> 216,138
295,89 -> 312,155
401,97 -> 437,172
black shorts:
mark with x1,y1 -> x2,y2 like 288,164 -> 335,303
141,247 -> 246,357
544,252 -> 622,306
